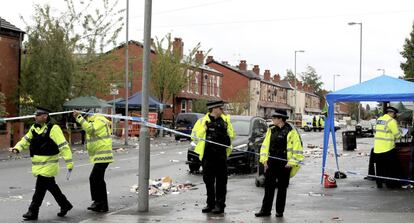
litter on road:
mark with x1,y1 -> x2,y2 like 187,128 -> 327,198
130,176 -> 196,196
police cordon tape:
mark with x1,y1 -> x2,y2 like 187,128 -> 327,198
78,111 -> 306,166
3,110 -> 413,184
0,111 -> 73,122
345,170 -> 414,184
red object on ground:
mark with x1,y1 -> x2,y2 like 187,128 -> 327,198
324,173 -> 337,188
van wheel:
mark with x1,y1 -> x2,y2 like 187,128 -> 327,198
304,126 -> 310,132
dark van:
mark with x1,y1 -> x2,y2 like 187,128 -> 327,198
174,113 -> 204,140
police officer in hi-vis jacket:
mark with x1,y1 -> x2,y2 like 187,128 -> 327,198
10,107 -> 74,220
191,100 -> 235,214
73,110 -> 113,212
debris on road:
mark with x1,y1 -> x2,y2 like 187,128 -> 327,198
131,176 -> 196,196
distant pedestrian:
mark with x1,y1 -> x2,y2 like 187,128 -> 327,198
255,110 -> 303,218
10,107 -> 73,220
312,116 -> 317,132
191,100 -> 235,214
73,110 -> 113,212
318,116 -> 324,132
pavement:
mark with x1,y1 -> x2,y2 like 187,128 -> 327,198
76,134 -> 414,223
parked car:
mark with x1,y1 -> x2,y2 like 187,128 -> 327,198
186,115 -> 268,173
174,113 -> 204,140
356,120 -> 374,137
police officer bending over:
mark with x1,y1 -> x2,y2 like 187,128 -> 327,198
191,100 -> 235,214
10,107 -> 73,220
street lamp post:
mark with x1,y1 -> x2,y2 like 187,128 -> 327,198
377,68 -> 385,75
333,74 -> 340,91
348,22 -> 362,122
294,50 -> 305,121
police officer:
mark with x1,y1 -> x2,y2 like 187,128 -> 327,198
191,100 -> 235,214
73,110 -> 113,212
373,106 -> 402,188
10,107 -> 73,220
255,110 -> 303,218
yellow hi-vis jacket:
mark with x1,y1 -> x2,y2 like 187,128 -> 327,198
191,113 -> 235,161
259,125 -> 304,178
76,114 -> 114,164
319,117 -> 325,128
374,114 -> 401,154
14,123 -> 73,177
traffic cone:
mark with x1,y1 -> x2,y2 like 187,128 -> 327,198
324,173 -> 337,188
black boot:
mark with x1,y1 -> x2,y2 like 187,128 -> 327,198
88,202 -> 108,213
87,201 -> 98,210
212,206 -> 224,214
255,211 -> 271,217
201,206 -> 213,213
57,203 -> 73,217
22,210 -> 38,220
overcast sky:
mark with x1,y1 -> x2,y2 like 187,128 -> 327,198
1,0 -> 413,92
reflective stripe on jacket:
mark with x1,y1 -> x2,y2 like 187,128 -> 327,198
259,124 -> 304,178
191,113 -> 235,161
14,123 -> 73,177
374,114 -> 401,154
76,114 -> 114,163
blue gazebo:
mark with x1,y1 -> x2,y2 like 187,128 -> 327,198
321,75 -> 414,182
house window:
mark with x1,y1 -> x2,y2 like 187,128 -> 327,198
216,76 -> 220,97
203,74 -> 208,95
195,72 -> 199,94
188,100 -> 192,112
181,100 -> 186,113
187,70 -> 191,93
210,76 -> 215,96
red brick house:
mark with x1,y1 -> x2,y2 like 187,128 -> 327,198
175,49 -> 223,114
96,38 -> 223,119
206,58 -> 292,117
0,17 -> 25,149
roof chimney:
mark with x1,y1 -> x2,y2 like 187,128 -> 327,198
195,51 -> 204,64
264,70 -> 271,80
239,60 -> 247,71
273,74 -> 281,82
206,55 -> 214,63
173,37 -> 183,59
252,65 -> 260,75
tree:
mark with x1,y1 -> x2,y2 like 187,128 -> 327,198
150,33 -> 208,108
19,0 -> 125,113
284,69 -> 297,83
365,104 -> 371,111
300,66 -> 324,95
20,5 -> 76,112
65,0 -> 125,97
228,89 -> 250,115
0,93 -> 7,117
400,22 -> 414,79
192,99 -> 208,113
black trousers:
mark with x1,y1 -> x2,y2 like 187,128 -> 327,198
260,164 -> 291,214
202,158 -> 228,209
90,163 -> 109,207
29,175 -> 72,212
374,149 -> 402,188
